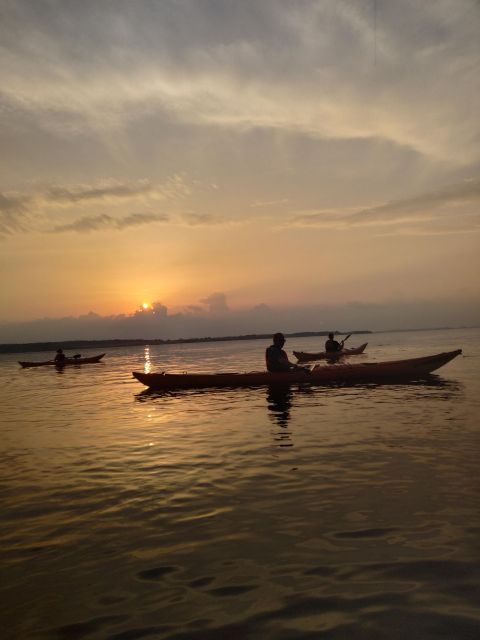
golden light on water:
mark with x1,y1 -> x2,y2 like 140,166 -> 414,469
144,346 -> 151,374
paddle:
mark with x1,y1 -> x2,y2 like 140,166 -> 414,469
340,334 -> 351,348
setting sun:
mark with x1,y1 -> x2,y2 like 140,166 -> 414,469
142,303 -> 151,310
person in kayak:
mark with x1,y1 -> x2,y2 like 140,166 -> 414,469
266,333 -> 306,373
54,348 -> 66,363
325,333 -> 344,353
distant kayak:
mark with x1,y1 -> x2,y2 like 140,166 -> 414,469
133,349 -> 461,391
294,342 -> 368,363
19,354 -> 106,368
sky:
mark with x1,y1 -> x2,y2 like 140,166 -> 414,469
1,0 -> 479,342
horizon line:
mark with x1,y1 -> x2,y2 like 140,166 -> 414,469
1,325 -> 478,354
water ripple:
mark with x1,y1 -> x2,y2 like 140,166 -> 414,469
1,329 -> 479,640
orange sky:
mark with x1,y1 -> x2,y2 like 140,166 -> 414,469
1,1 -> 479,340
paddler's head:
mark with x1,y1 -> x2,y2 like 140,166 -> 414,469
273,332 -> 286,347
328,332 -> 334,340
56,348 -> 63,354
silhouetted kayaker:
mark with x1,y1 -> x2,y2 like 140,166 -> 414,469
266,333 -> 306,373
54,349 -> 66,363
325,333 -> 343,353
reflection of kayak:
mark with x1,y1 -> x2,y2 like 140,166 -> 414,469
19,354 -> 106,368
294,342 -> 368,362
133,349 -> 461,391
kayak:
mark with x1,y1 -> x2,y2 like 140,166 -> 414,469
19,353 -> 105,368
19,354 -> 106,368
132,349 -> 461,390
294,342 -> 368,362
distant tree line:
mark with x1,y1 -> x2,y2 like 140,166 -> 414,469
0,330 -> 372,354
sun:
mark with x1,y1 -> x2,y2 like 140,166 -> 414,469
141,302 -> 151,310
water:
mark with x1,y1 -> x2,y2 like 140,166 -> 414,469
1,328 -> 479,639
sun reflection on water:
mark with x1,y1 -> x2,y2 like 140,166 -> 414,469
144,346 -> 151,374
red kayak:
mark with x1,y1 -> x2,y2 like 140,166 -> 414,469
132,349 -> 461,391
19,354 -> 105,368
294,342 -> 368,362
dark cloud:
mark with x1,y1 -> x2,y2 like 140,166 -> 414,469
45,181 -> 152,203
51,214 -> 112,233
116,213 -> 169,229
0,297 -> 478,344
289,178 -> 480,231
0,192 -> 30,235
347,178 -> 480,225
0,176 -> 190,237
200,292 -> 230,313
252,303 -> 272,313
51,212 -> 169,233
182,213 -> 218,226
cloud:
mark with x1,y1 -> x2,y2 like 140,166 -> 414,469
38,181 -> 230,233
116,213 -> 169,230
200,292 -> 230,313
44,180 -> 152,203
178,212 -> 241,226
0,1 -> 478,165
288,178 -> 480,234
181,213 -> 219,226
44,175 -> 190,204
1,297 -> 478,344
347,178 -> 480,225
0,191 -> 30,235
134,301 -> 168,317
0,176 -> 195,238
376,221 -> 480,238
50,212 -> 169,233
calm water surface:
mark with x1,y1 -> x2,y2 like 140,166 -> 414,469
1,329 -> 479,639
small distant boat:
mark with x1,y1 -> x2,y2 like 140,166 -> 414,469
132,349 -> 461,391
19,354 -> 106,368
294,342 -> 368,363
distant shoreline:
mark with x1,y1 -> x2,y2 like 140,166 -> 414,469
0,330 -> 372,354
0,325 -> 477,354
